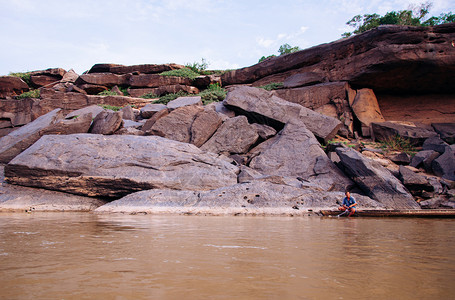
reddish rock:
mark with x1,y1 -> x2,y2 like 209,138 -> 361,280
30,75 -> 61,88
129,74 -> 191,88
61,69 -> 79,83
141,109 -> 169,132
78,84 -> 108,94
42,113 -> 93,135
128,85 -> 199,98
371,121 -> 437,146
0,76 -> 29,98
351,88 -> 385,136
87,63 -> 124,73
193,75 -> 222,89
0,98 -> 36,126
30,68 -> 66,78
190,109 -> 223,147
251,123 -> 277,140
66,105 -> 105,120
222,24 -> 455,93
110,63 -> 185,74
76,73 -> 130,87
120,105 -> 135,121
140,103 -> 167,119
150,106 -> 203,143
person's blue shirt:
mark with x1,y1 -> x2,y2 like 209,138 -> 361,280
343,196 -> 356,207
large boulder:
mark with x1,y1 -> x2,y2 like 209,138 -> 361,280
0,76 -> 29,98
95,181 -> 384,214
249,120 -> 352,191
0,98 -> 36,126
221,24 -> 455,94
5,134 -> 239,198
65,105 -> 104,120
200,116 -> 259,154
140,103 -> 167,119
89,111 -> 123,135
150,105 -> 203,143
350,88 -> 385,136
0,109 -> 64,163
76,73 -> 130,87
371,121 -> 437,146
190,108 -> 223,147
398,165 -> 433,192
432,146 -> 455,180
224,86 -> 341,142
431,123 -> 455,144
422,136 -> 449,153
167,96 -> 202,110
335,147 -> 420,209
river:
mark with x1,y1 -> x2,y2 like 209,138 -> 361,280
0,213 -> 454,299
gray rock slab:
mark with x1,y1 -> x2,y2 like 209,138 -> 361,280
371,122 -> 437,146
66,105 -> 104,119
249,120 -> 352,191
431,123 -> 455,144
95,181 -> 384,214
432,146 -> 455,181
167,96 -> 202,110
140,103 -> 167,119
336,147 -> 420,209
283,72 -> 325,88
120,105 -> 136,121
398,165 -> 433,192
5,134 -> 239,198
251,123 -> 277,140
0,109 -> 63,163
200,116 -> 259,154
423,136 -> 449,153
190,108 -> 223,147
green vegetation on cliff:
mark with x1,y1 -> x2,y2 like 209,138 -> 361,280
342,2 -> 454,37
9,72 -> 32,86
16,89 -> 40,99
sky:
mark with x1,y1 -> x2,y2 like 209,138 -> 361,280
0,0 -> 453,75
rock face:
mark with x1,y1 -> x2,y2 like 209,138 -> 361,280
95,181 -> 384,214
0,109 -> 64,163
282,72 -> 325,88
129,74 -> 191,88
336,147 -> 419,209
5,134 -> 239,198
224,86 -> 341,142
221,24 -> 455,94
398,165 -> 433,192
431,123 -> 455,144
432,146 -> 455,180
201,116 -> 259,154
249,121 -> 352,191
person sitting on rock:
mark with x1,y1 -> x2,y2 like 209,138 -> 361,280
339,191 -> 357,217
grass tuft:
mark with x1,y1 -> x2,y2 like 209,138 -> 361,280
259,82 -> 284,91
160,68 -> 200,80
16,89 -> 40,99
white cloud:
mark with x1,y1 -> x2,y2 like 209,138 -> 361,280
256,37 -> 275,48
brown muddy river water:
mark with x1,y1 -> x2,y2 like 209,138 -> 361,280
0,213 -> 454,299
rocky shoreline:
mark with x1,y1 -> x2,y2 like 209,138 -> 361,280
0,24 -> 454,215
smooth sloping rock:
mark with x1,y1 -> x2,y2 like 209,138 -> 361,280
398,165 -> 433,192
221,24 -> 455,94
432,123 -> 455,144
336,147 -> 419,209
190,109 -> 223,147
90,111 -> 123,135
249,121 -> 352,191
140,103 -> 167,119
66,105 -> 104,119
224,86 -> 341,142
351,88 -> 385,136
0,76 -> 29,98
5,134 -> 239,198
432,147 -> 455,180
251,123 -> 277,140
167,96 -> 202,110
423,136 -> 449,153
371,122 -> 437,146
0,109 -> 64,163
201,116 -> 259,154
42,113 -> 93,135
283,72 -> 325,88
150,105 -> 203,143
95,181 -> 384,214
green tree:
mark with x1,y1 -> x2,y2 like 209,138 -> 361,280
342,2 -> 454,37
258,43 -> 301,63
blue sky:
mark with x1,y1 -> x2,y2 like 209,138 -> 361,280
0,0 -> 453,75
